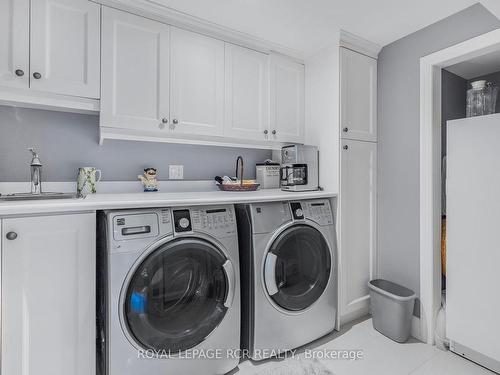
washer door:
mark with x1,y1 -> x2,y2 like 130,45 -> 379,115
123,238 -> 234,352
264,224 -> 331,311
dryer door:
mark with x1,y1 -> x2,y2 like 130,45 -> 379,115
264,224 -> 331,311
123,238 -> 233,352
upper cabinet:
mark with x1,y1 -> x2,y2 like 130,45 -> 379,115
30,0 -> 100,98
224,44 -> 270,141
0,1 -> 307,148
270,55 -> 305,144
340,47 -> 377,142
0,0 -> 100,99
100,7 -> 170,132
0,0 -> 29,89
99,10 -> 306,148
170,27 -> 225,137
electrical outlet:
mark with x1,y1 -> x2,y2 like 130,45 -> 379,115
169,165 -> 184,180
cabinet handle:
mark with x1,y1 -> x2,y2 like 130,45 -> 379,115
263,130 -> 268,135
161,118 -> 168,124
15,69 -> 24,77
6,231 -> 18,240
172,119 -> 179,125
272,130 -> 277,135
343,145 -> 349,150
33,72 -> 42,79
343,127 -> 349,132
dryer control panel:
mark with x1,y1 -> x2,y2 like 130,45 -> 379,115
292,199 -> 334,226
187,205 -> 237,237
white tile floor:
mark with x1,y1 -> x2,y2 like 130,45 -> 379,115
231,317 -> 495,375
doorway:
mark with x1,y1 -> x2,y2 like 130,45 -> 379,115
419,28 -> 500,344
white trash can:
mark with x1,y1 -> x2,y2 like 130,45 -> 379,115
368,279 -> 416,343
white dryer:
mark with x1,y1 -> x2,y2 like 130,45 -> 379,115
97,205 -> 240,375
236,199 -> 337,360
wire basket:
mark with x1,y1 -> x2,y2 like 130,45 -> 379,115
217,183 -> 260,191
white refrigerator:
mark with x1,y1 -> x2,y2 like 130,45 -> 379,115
447,113 -> 500,373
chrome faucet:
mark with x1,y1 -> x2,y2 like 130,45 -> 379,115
29,148 -> 42,195
235,156 -> 244,186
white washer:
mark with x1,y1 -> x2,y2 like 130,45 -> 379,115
97,205 -> 240,375
236,199 -> 337,360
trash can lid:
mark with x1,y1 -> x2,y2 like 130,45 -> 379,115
368,279 -> 416,301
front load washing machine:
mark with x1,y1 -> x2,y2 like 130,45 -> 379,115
97,205 -> 240,375
236,199 -> 337,360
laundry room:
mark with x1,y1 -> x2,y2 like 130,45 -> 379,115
1,1 -> 500,375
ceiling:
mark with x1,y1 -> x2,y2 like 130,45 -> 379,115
146,0 -> 484,57
446,49 -> 500,79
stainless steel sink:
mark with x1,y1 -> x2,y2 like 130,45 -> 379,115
0,192 -> 81,201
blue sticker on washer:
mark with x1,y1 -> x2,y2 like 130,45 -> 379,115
130,292 -> 146,314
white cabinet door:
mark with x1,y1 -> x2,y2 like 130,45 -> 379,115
170,27 -> 225,137
446,116 -> 500,368
0,0 -> 29,89
340,47 -> 377,142
270,55 -> 305,144
100,7 -> 170,132
224,44 -> 269,141
1,213 -> 96,375
30,0 -> 100,98
340,139 -> 377,322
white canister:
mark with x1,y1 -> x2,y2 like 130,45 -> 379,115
256,161 -> 281,189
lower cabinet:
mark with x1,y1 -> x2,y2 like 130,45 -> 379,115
1,212 -> 96,375
340,139 -> 377,323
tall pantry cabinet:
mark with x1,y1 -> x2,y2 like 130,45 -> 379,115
339,47 -> 378,323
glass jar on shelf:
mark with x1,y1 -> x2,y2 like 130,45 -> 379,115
484,82 -> 498,115
466,80 -> 486,117
466,80 -> 499,117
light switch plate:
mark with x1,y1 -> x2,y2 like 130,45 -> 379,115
169,165 -> 184,180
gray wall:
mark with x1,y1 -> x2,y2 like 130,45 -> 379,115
0,106 -> 272,182
378,3 -> 500,310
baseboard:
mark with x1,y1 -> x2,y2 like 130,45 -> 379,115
339,306 -> 370,327
411,316 -> 423,341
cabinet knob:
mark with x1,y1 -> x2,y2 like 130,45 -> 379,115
161,118 -> 168,124
6,231 -> 18,240
15,69 -> 24,77
33,72 -> 42,79
172,119 -> 179,125
343,145 -> 349,150
263,130 -> 268,135
272,130 -> 277,135
343,127 -> 349,133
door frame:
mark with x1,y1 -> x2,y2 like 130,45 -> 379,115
419,28 -> 500,344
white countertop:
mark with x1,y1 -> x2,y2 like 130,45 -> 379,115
0,189 -> 337,216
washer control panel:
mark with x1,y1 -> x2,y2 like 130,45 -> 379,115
191,205 -> 236,237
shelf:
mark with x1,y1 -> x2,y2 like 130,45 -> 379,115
99,126 -> 288,150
